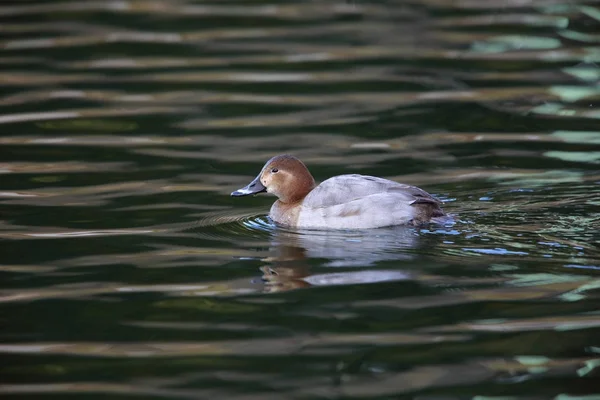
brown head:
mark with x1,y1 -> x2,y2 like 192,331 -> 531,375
231,155 -> 316,204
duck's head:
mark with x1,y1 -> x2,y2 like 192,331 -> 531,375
231,154 -> 316,203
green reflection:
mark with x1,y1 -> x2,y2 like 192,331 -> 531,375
37,119 -> 138,131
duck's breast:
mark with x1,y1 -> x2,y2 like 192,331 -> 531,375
269,200 -> 302,227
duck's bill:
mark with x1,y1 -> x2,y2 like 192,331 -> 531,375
231,177 -> 267,197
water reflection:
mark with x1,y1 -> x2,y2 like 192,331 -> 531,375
271,226 -> 420,266
260,226 -> 420,291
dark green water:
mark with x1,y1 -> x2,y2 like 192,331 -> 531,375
1,0 -> 599,398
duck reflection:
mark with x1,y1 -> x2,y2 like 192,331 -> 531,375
261,226 -> 419,292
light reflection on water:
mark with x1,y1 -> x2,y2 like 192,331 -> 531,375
1,0 -> 600,398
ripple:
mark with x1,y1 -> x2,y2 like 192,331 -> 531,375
241,215 -> 275,233
191,208 -> 269,230
462,247 -> 529,256
183,208 -> 275,244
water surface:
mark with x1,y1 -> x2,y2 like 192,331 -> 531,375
1,0 -> 599,398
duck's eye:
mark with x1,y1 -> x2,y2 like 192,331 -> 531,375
271,168 -> 279,173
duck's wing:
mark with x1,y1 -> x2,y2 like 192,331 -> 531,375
303,174 -> 441,209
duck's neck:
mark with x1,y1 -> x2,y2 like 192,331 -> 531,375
284,173 -> 315,203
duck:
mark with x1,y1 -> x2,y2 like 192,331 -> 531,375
231,154 -> 447,229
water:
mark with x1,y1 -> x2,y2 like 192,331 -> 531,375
1,0 -> 599,398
